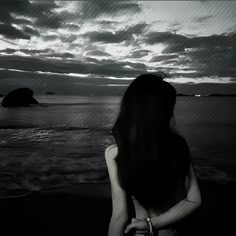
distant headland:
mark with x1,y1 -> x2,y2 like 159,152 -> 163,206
177,93 -> 236,97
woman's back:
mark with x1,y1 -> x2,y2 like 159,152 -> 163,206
110,131 -> 190,211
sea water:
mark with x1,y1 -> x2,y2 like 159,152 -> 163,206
0,95 -> 235,196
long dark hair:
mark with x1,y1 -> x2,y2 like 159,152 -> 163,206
112,74 -> 190,209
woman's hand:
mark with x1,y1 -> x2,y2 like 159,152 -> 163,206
124,218 -> 148,235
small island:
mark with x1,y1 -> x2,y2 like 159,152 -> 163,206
1,88 -> 39,107
207,93 -> 236,97
176,93 -> 236,97
176,93 -> 193,96
45,92 -> 56,95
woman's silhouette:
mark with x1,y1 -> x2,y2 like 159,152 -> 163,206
105,74 -> 201,236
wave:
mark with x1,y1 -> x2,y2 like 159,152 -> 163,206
0,168 -> 235,199
0,124 -> 111,133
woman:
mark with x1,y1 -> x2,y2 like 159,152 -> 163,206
105,74 -> 201,236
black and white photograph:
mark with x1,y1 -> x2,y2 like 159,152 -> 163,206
0,1 -> 235,235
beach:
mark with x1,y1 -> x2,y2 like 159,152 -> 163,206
0,95 -> 235,235
1,180 -> 236,236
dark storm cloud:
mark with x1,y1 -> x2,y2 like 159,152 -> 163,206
0,23 -> 30,39
188,34 -> 236,48
79,0 -> 141,19
13,18 -> 32,25
35,15 -> 62,29
0,0 -> 58,23
0,0 -> 61,39
145,32 -> 187,45
0,10 -> 12,24
145,31 -> 236,79
0,55 -> 147,78
0,0 -> 30,23
125,23 -> 149,35
145,32 -> 188,53
186,47 -> 236,78
145,31 -> 236,53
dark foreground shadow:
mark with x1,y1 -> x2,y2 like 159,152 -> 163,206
0,180 -> 235,236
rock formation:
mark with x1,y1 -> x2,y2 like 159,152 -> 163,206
1,88 -> 39,107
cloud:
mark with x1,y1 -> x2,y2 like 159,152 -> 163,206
35,15 -> 62,29
0,0 -> 30,24
0,0 -> 64,40
0,8 -> 11,23
13,18 -> 32,25
149,54 -> 179,62
84,23 -> 148,44
144,31 -> 236,80
128,50 -> 150,58
187,34 -> 236,48
60,35 -> 77,43
145,31 -> 236,53
0,55 -> 147,79
167,22 -> 182,32
23,26 -> 40,36
84,30 -> 134,44
85,50 -> 111,57
0,23 -> 30,39
42,34 -> 58,41
79,0 -> 141,19
42,33 -> 77,43
0,48 -> 51,54
124,23 -> 149,35
43,52 -> 75,59
194,15 -> 214,23
0,0 -> 61,35
145,32 -> 188,45
186,47 -> 236,78
145,32 -> 188,53
62,23 -> 80,31
0,0 -> 58,23
98,20 -> 120,26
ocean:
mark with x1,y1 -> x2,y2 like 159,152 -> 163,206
0,95 -> 235,197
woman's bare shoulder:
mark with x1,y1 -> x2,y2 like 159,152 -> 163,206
105,144 -> 118,160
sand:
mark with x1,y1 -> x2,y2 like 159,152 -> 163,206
0,180 -> 235,236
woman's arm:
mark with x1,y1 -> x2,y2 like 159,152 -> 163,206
105,145 -> 129,236
124,163 -> 201,233
152,163 -> 201,229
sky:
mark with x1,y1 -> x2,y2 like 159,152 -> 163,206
0,0 -> 236,95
